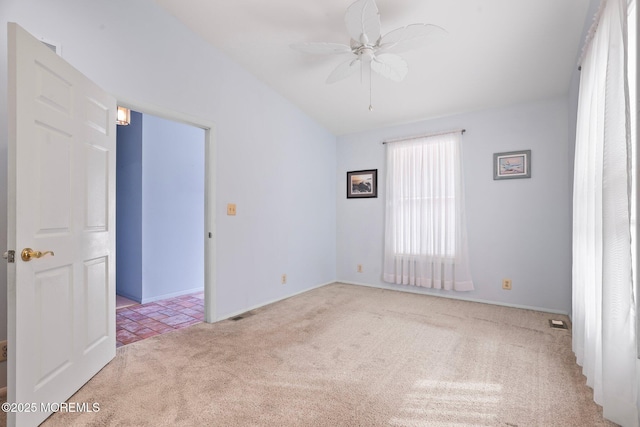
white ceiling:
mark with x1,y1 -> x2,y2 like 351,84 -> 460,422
153,0 -> 591,136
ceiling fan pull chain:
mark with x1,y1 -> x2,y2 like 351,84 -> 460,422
369,63 -> 374,111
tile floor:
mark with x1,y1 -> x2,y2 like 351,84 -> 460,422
116,292 -> 204,347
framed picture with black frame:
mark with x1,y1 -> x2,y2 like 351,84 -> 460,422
347,169 -> 377,198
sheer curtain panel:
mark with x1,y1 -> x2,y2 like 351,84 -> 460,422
572,0 -> 638,425
383,132 -> 473,291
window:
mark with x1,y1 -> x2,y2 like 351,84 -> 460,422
382,132 -> 473,291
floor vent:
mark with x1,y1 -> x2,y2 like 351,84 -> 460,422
549,319 -> 568,329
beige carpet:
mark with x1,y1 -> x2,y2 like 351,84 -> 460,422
29,283 -> 615,426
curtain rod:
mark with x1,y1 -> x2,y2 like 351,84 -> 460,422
382,128 -> 466,144
576,0 -> 607,70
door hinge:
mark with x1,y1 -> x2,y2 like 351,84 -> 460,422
3,250 -> 15,263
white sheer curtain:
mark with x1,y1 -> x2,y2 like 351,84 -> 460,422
383,132 -> 473,291
572,0 -> 638,425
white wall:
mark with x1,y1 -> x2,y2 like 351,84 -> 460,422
0,0 -> 337,385
337,97 -> 572,314
141,113 -> 205,303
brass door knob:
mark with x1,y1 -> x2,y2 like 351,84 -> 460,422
21,248 -> 55,262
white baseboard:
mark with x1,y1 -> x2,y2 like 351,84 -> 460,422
115,290 -> 141,304
140,287 -> 203,304
214,281 -> 335,322
340,280 -> 570,316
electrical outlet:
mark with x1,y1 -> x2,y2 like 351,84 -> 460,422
357,264 -> 363,273
0,340 -> 7,363
281,274 -> 287,285
227,203 -> 236,216
502,278 -> 512,290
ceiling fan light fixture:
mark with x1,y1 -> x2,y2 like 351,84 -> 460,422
359,47 -> 375,62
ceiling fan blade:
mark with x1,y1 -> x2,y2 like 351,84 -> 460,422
345,0 -> 381,45
290,42 -> 353,55
370,54 -> 408,82
377,23 -> 447,54
326,58 -> 361,84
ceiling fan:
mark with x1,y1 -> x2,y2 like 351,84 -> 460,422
290,0 -> 446,109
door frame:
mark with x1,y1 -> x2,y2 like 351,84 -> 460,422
115,97 -> 216,323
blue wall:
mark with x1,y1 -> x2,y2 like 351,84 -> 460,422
116,112 -> 205,303
141,114 -> 205,302
116,111 -> 143,302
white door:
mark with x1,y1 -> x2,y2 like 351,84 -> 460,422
6,23 -> 116,427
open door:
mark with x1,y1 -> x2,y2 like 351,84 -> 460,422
6,23 -> 116,426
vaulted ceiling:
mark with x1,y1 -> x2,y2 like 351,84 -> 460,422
153,0 -> 591,135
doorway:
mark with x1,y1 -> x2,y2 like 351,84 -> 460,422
114,108 -> 214,345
